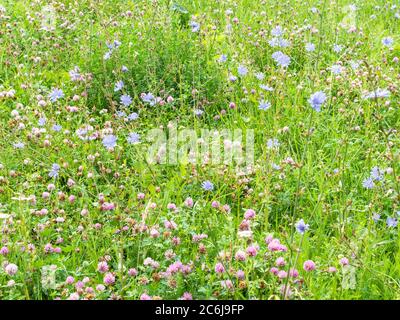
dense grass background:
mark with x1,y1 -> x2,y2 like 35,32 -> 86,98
0,0 -> 399,299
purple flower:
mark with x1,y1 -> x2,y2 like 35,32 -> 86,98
271,26 -> 284,37
13,142 -> 25,149
49,163 -> 60,178
370,167 -> 384,181
362,89 -> 390,100
127,112 -> 139,121
387,217 -> 398,228
114,80 -> 124,92
237,65 -> 248,76
295,219 -> 309,234
120,94 -> 132,107
272,51 -> 291,67
382,37 -> 394,47
362,177 -> 375,189
201,180 -> 214,191
52,124 -> 62,132
102,135 -> 117,149
308,91 -> 327,111
305,42 -> 315,52
142,93 -> 156,106
49,88 -> 64,102
189,21 -> 200,32
127,132 -> 140,144
258,100 -> 271,110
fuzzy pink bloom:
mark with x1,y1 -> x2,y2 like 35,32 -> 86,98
339,257 -> 349,266
167,96 -> 174,103
150,228 -> 160,238
221,280 -> 234,290
289,268 -> 299,278
172,237 -> 181,246
328,266 -> 337,273
86,287 -> 94,294
5,263 -> 18,276
235,250 -> 247,261
270,267 -> 279,275
66,276 -> 75,284
167,203 -> 176,210
275,257 -> 286,267
67,292 -> 80,300
303,260 -> 316,272
180,292 -> 192,300
246,245 -> 258,257
215,262 -> 225,274
184,197 -> 194,207
236,270 -> 245,280
128,268 -> 138,277
103,273 -> 115,285
244,209 -> 256,219
211,201 -> 220,208
265,234 -> 273,244
0,246 -> 9,256
137,193 -> 145,200
68,195 -> 76,203
97,261 -> 109,273
277,270 -> 288,279
140,293 -> 152,300
96,284 -> 105,291
42,191 -> 50,199
164,220 -> 177,230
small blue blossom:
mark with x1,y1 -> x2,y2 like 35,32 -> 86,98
255,72 -> 265,80
272,51 -> 291,67
127,132 -> 141,144
238,65 -> 248,76
218,54 -> 227,63
333,44 -> 344,53
38,117 -> 46,126
305,42 -> 315,52
386,217 -> 398,228
362,89 -> 390,99
271,25 -> 284,37
69,66 -> 81,81
330,64 -> 342,75
52,124 -> 62,132
49,88 -> 64,102
362,177 -> 375,189
201,180 -> 214,191
49,163 -> 60,178
142,93 -> 156,106
229,75 -> 238,82
267,138 -> 280,149
308,91 -> 327,112
194,109 -> 204,116
258,100 -> 271,111
372,213 -> 381,223
127,112 -> 139,121
382,37 -> 394,47
370,166 -> 384,181
120,94 -> 132,107
189,21 -> 200,32
114,80 -> 124,92
102,134 -> 117,149
295,219 -> 309,234
13,142 -> 25,149
260,84 -> 274,91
